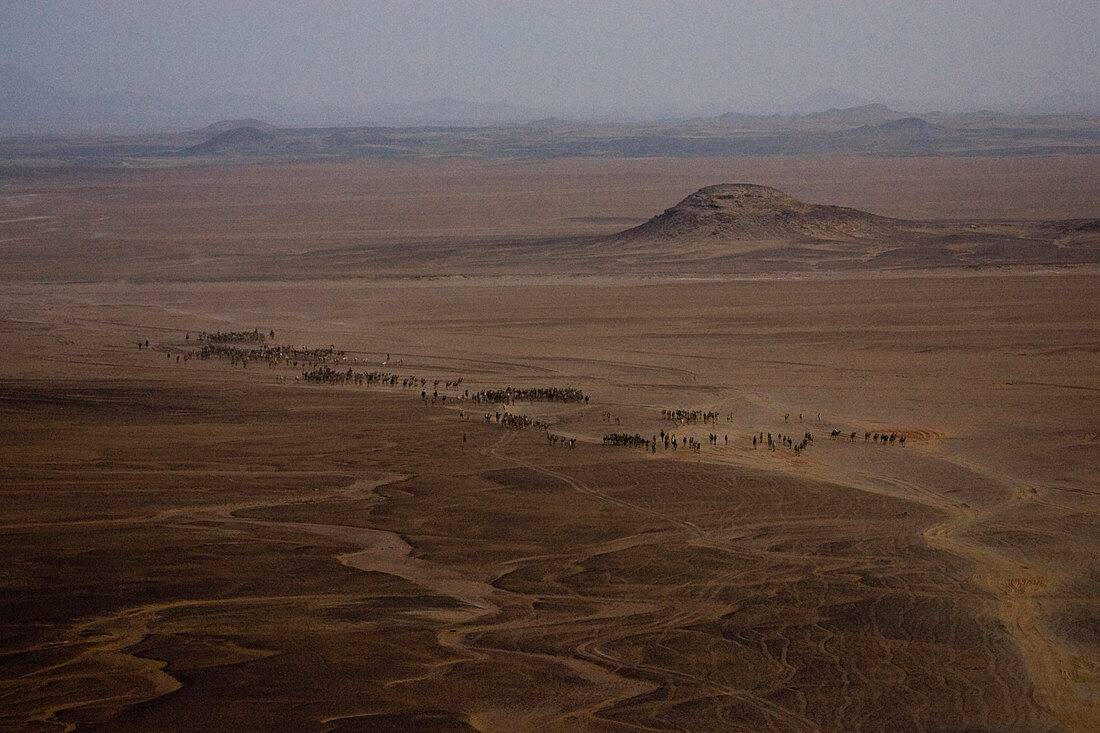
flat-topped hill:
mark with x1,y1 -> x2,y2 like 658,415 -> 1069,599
595,183 -> 1100,272
615,183 -> 905,243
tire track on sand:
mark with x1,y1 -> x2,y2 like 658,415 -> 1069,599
176,470 -> 658,731
484,432 -> 821,731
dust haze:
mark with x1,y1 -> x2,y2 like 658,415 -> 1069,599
2,2 -> 1098,123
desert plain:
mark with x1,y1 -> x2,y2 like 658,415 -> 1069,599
1,154 -> 1098,731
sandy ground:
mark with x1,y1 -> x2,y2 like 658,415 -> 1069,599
1,156 -> 1098,731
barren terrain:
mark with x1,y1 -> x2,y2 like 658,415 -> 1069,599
1,155 -> 1098,731
4,106 -> 1100,164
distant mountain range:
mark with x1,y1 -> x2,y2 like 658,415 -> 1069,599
3,106 -> 1095,167
0,65 -> 547,133
3,64 -> 1100,138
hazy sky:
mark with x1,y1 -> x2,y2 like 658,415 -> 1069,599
2,1 -> 1098,112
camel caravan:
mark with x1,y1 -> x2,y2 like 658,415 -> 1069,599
752,431 -> 815,456
603,432 -> 653,451
832,428 -> 906,446
198,329 -> 269,344
202,343 -> 340,370
473,386 -> 588,404
151,328 -> 914,459
661,408 -> 722,424
151,328 -> 344,371
603,430 -> 705,453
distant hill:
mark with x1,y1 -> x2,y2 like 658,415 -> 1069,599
602,183 -> 1100,272
699,104 -> 904,130
179,126 -> 282,156
800,104 -> 903,124
0,66 -> 542,132
818,116 -> 961,154
198,119 -> 278,135
613,184 -> 903,244
3,88 -> 1099,164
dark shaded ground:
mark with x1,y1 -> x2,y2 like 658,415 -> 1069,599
0,382 -> 1057,731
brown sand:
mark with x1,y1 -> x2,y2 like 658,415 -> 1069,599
1,156 -> 1097,731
